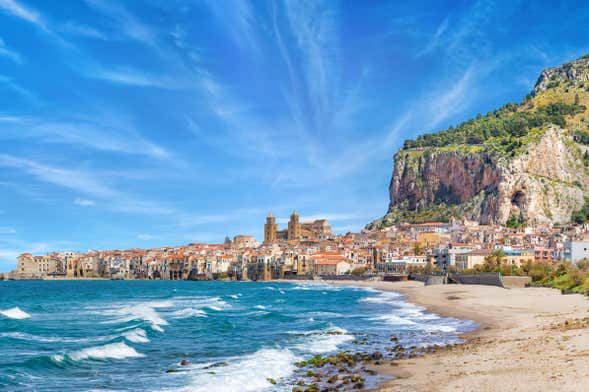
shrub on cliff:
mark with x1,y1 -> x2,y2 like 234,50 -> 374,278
402,101 -> 586,157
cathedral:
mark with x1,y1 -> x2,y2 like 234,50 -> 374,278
264,211 -> 332,243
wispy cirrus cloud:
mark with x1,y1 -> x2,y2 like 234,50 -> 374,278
205,0 -> 260,54
74,198 -> 95,206
424,64 -> 476,129
1,116 -> 170,159
86,65 -> 184,89
416,16 -> 449,57
61,21 -> 107,40
0,154 -> 117,198
0,37 -> 22,64
283,0 -> 339,135
85,0 -> 156,47
0,154 -> 174,215
0,0 -> 47,31
0,0 -> 70,46
0,75 -> 40,104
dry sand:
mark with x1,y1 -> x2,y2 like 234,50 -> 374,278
321,280 -> 589,392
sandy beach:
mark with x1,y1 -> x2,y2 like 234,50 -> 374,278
319,280 -> 589,392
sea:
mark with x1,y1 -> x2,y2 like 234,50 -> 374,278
0,280 -> 476,391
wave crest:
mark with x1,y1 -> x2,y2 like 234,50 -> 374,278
0,307 -> 31,319
54,342 -> 144,363
182,348 -> 298,392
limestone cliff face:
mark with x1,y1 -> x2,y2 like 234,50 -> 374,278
389,149 -> 499,220
371,54 -> 589,228
382,127 -> 586,226
493,126 -> 586,225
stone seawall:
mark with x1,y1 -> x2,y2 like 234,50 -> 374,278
449,273 -> 504,287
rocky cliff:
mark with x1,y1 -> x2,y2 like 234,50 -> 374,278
371,54 -> 589,228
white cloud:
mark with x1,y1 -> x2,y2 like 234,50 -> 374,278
283,0 -> 339,133
85,0 -> 156,47
205,0 -> 259,54
0,0 -> 69,47
1,116 -> 171,159
0,0 -> 46,30
0,154 -> 174,215
0,37 -> 22,64
0,75 -> 40,104
88,66 -> 183,89
0,154 -> 116,198
74,198 -> 95,206
424,65 -> 476,130
136,233 -> 154,240
62,21 -> 107,40
416,17 -> 449,57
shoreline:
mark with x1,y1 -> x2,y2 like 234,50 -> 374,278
315,280 -> 589,391
5,279 -> 589,390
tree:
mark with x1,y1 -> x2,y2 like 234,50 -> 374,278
483,250 -> 505,272
351,267 -> 366,276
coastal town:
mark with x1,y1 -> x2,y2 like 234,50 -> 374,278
4,210 -> 589,281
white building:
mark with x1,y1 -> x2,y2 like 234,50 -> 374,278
561,241 -> 589,264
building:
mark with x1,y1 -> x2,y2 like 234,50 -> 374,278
15,253 -> 62,278
455,250 -> 493,270
287,211 -> 301,241
381,255 -> 427,273
311,252 -> 351,275
502,249 -> 535,268
560,241 -> 589,264
233,235 -> 258,249
264,212 -> 278,244
301,219 -> 332,238
15,253 -> 35,275
434,245 -> 476,269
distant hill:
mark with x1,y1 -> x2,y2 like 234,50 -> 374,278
369,54 -> 589,228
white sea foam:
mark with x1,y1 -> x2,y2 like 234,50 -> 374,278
98,301 -> 171,332
292,326 -> 354,354
359,291 -> 403,304
372,314 -> 418,326
166,296 -> 232,319
303,333 -> 354,354
176,296 -> 232,311
290,283 -> 342,292
182,348 -> 298,392
122,328 -> 150,343
1,331 -> 94,343
54,342 -> 144,363
365,293 -> 460,333
254,305 -> 267,310
171,308 -> 207,319
0,307 -> 31,319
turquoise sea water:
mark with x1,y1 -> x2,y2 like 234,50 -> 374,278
0,281 -> 475,391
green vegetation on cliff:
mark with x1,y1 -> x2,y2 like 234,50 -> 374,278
402,101 -> 586,157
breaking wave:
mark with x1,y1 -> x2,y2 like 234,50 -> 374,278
52,342 -> 144,363
0,307 -> 31,319
183,348 -> 298,392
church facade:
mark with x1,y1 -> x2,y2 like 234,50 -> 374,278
264,211 -> 332,243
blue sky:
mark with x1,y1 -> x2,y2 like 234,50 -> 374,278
1,0 -> 589,270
